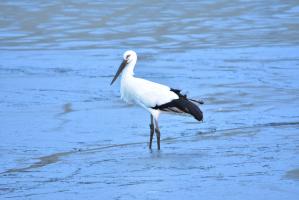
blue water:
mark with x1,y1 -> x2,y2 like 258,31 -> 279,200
1,1 -> 299,199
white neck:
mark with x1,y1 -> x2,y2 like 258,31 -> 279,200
121,59 -> 136,80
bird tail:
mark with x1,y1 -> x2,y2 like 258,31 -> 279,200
153,97 -> 203,121
172,98 -> 203,121
152,88 -> 204,121
169,88 -> 203,121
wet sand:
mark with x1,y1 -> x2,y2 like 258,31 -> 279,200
1,1 -> 299,199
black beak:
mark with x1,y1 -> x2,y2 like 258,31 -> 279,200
110,59 -> 127,85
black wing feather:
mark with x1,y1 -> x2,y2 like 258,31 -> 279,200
152,88 -> 203,121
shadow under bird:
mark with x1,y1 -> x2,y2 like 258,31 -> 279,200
110,50 -> 204,150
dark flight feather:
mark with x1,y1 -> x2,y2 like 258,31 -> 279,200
152,88 -> 203,121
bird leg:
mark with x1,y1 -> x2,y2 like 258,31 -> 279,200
149,114 -> 155,149
154,119 -> 161,150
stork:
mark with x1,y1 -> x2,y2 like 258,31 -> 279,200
110,50 -> 203,150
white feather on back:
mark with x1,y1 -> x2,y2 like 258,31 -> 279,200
121,77 -> 179,108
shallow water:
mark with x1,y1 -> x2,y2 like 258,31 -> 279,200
1,1 -> 299,199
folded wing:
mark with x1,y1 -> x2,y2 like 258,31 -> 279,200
130,78 -> 203,121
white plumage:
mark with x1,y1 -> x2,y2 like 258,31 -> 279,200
122,77 -> 179,118
111,50 -> 203,150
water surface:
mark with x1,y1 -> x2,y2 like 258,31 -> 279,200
1,1 -> 299,199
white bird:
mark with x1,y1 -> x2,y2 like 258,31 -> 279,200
110,50 -> 203,150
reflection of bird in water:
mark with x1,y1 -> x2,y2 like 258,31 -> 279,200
51,103 -> 73,132
110,50 -> 204,150
63,103 -> 73,114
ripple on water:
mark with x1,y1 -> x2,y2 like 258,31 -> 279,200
1,1 -> 299,199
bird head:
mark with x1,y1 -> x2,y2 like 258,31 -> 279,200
110,50 -> 137,85
123,50 -> 137,64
